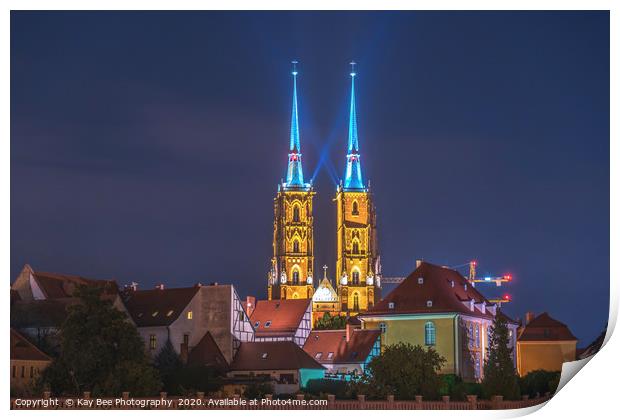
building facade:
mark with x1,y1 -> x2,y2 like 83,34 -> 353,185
335,65 -> 381,314
516,312 -> 577,376
359,261 -> 518,382
268,62 -> 315,301
10,329 -> 52,396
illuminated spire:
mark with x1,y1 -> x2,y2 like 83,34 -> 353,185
344,61 -> 364,190
285,60 -> 306,188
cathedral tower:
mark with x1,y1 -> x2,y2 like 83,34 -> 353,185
336,63 -> 381,313
268,61 -> 315,301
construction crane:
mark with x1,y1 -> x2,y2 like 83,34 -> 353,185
467,260 -> 512,287
488,293 -> 512,307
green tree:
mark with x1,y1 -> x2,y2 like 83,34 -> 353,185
355,342 -> 446,400
38,285 -> 161,396
482,316 -> 520,400
519,370 -> 560,397
314,313 -> 347,330
154,339 -> 183,393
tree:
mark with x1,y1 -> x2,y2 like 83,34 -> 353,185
154,339 -> 183,393
482,315 -> 520,400
38,285 -> 161,396
354,342 -> 446,400
519,370 -> 560,397
314,313 -> 347,330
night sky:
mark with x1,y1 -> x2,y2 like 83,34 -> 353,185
11,11 -> 609,345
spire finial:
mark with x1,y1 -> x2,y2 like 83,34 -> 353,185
323,265 -> 328,279
350,61 -> 356,77
292,60 -> 298,76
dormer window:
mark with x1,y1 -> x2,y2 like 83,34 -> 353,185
450,280 -> 455,288
254,321 -> 260,328
426,300 -> 433,307
327,352 -> 334,359
166,310 -> 174,317
418,277 -> 424,284
265,321 -> 272,328
315,352 -> 323,359
261,353 -> 268,359
152,311 -> 159,317
388,302 -> 395,309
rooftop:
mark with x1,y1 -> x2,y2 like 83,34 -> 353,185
122,286 -> 200,327
303,328 -> 380,364
10,329 -> 52,362
230,341 -> 325,371
250,299 -> 311,337
518,312 -> 577,342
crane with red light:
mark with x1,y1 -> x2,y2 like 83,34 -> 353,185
467,260 -> 512,287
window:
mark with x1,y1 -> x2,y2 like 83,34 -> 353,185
379,322 -> 387,333
315,352 -> 323,359
187,311 -> 193,320
418,277 -> 424,284
426,300 -> 433,307
149,334 -> 157,350
352,271 -> 360,285
327,352 -> 334,360
388,302 -> 395,309
166,310 -> 174,317
352,241 -> 359,254
425,321 -> 436,346
293,270 -> 300,284
239,311 -> 244,321
254,321 -> 260,328
152,311 -> 159,317
261,353 -> 268,359
475,324 -> 480,348
468,324 -> 474,349
353,293 -> 360,311
183,334 -> 189,346
293,205 -> 300,222
265,321 -> 272,328
293,240 -> 300,253
352,201 -> 359,216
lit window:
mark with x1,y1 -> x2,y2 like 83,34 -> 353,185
425,322 -> 436,346
152,311 -> 159,317
187,311 -> 193,320
327,352 -> 334,359
261,353 -> 268,359
426,300 -> 433,307
265,321 -> 272,328
315,352 -> 323,359
254,321 -> 260,328
379,322 -> 387,333
418,277 -> 424,284
166,310 -> 174,317
388,302 -> 395,309
149,335 -> 157,350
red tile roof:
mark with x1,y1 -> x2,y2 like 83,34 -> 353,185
518,312 -> 577,342
230,341 -> 325,371
366,262 -> 498,319
32,271 -> 119,299
10,329 -> 51,362
250,299 -> 310,337
188,331 -> 229,371
303,328 -> 380,364
122,286 -> 200,327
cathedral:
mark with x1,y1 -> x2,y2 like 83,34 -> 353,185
267,62 -> 381,319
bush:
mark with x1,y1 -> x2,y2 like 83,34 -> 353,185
439,375 -> 482,401
304,379 -> 350,399
243,381 -> 274,399
519,370 -> 560,397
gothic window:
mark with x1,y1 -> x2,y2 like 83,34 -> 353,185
353,292 -> 360,311
293,205 -> 300,222
293,239 -> 300,253
352,200 -> 359,216
425,321 -> 436,346
293,270 -> 300,284
352,271 -> 360,285
352,240 -> 360,254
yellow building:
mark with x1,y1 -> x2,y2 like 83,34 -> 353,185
335,64 -> 381,314
358,261 -> 519,382
268,62 -> 314,301
10,329 -> 51,396
516,312 -> 577,376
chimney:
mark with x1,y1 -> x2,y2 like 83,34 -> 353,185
155,283 -> 165,290
525,312 -> 535,325
346,323 -> 354,342
416,259 -> 423,268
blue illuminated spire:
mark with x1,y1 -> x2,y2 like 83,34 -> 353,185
344,62 -> 364,190
285,60 -> 306,188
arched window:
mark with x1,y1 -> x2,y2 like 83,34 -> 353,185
292,205 -> 300,222
352,271 -> 360,285
352,201 -> 359,216
352,240 -> 360,254
293,240 -> 300,253
425,321 -> 436,346
353,293 -> 360,311
292,270 -> 300,284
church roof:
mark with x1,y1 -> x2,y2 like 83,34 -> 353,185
312,275 -> 338,303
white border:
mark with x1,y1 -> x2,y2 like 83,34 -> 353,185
4,2 -> 616,419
